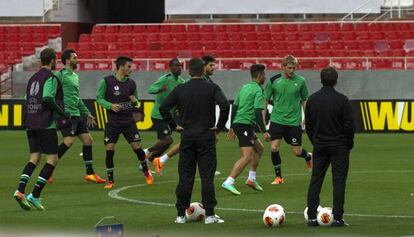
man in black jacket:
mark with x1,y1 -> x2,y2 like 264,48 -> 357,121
160,57 -> 230,225
305,66 -> 354,227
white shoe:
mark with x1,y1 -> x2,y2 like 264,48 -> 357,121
214,171 -> 221,176
205,215 -> 224,224
174,216 -> 186,224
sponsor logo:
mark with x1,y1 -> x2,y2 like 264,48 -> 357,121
29,81 -> 40,96
359,101 -> 414,131
114,86 -> 121,96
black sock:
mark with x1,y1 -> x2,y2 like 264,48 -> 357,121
32,163 -> 55,198
134,148 -> 148,173
299,148 -> 310,160
83,145 -> 94,175
106,150 -> 114,182
58,143 -> 69,159
17,162 -> 37,193
271,151 -> 282,177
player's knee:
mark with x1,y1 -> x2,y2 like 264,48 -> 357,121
240,154 -> 253,163
293,148 -> 302,156
64,137 -> 75,147
106,144 -> 115,151
29,157 -> 40,165
83,136 -> 93,146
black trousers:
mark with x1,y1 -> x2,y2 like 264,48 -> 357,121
176,138 -> 217,217
307,145 -> 350,220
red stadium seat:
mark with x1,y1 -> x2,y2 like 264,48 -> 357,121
215,25 -> 227,32
284,24 -> 298,32
229,32 -> 244,41
105,25 -> 118,34
187,33 -> 201,41
187,25 -> 200,32
270,24 -> 283,32
159,33 -> 173,41
366,23 -> 381,32
133,33 -> 146,42
228,24 -> 241,32
216,33 -> 229,41
201,25 -> 214,32
311,23 -> 326,32
244,32 -> 257,41
21,43 -> 35,56
257,24 -> 270,32
355,24 -> 368,31
118,33 -> 132,42
299,24 -> 312,32
92,25 -> 105,34
171,24 -> 188,32
271,33 -> 285,42
146,25 -> 160,33
133,25 -> 146,33
119,25 -> 132,34
240,24 -> 255,32
201,33 -> 215,41
326,24 -> 340,32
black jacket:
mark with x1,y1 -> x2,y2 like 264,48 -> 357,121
159,78 -> 230,141
305,86 -> 354,149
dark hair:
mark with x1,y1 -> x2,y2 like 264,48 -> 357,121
169,58 -> 182,67
250,64 -> 266,78
201,55 -> 215,65
40,48 -> 56,66
61,48 -> 76,65
115,56 -> 133,70
320,66 -> 338,87
188,58 -> 205,77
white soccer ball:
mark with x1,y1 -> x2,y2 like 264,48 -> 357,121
304,205 -> 322,221
185,202 -> 205,222
263,204 -> 285,227
317,207 -> 333,226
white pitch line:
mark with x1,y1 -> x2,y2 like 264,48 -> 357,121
108,171 -> 414,219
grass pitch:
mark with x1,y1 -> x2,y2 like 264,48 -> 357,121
0,131 -> 413,237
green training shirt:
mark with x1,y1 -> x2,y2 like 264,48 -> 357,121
55,68 -> 90,117
42,76 -> 58,129
264,74 -> 309,126
148,73 -> 185,119
232,81 -> 264,126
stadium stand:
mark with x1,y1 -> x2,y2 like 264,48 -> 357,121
68,22 -> 414,71
0,24 -> 61,68
0,24 -> 61,97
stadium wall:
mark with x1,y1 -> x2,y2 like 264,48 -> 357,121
11,70 -> 414,100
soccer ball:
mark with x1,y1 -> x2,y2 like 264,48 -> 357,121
263,204 -> 285,227
185,202 -> 205,222
317,207 -> 333,226
303,205 -> 322,221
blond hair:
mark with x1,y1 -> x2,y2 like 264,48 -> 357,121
283,55 -> 298,66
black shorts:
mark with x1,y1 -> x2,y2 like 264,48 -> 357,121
233,123 -> 258,147
60,116 -> 89,137
27,129 -> 58,154
269,122 -> 302,146
151,117 -> 172,140
104,123 -> 141,145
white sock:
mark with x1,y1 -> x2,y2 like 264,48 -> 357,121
223,177 -> 235,186
248,170 -> 256,181
146,159 -> 150,166
143,148 -> 150,156
160,154 -> 170,164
